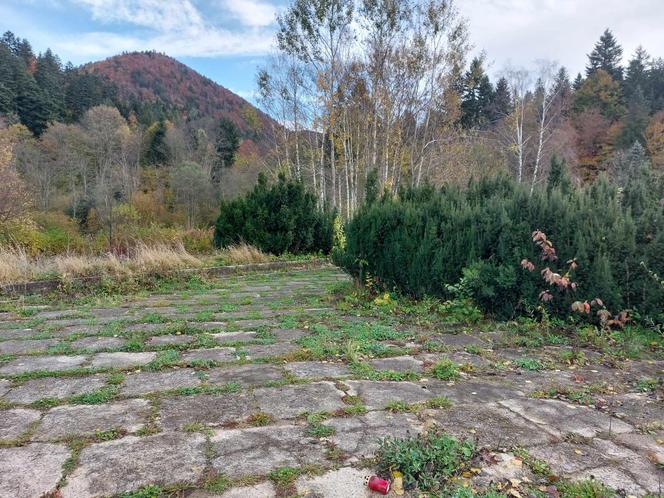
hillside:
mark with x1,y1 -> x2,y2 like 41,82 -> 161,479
83,51 -> 275,151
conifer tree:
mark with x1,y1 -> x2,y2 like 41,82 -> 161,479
617,85 -> 650,148
489,77 -> 511,120
586,29 -> 624,81
144,119 -> 169,166
214,117 -> 240,184
460,57 -> 494,128
35,49 -> 65,122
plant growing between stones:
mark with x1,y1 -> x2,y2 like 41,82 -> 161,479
522,230 -> 629,328
430,359 -> 460,381
376,430 -> 475,493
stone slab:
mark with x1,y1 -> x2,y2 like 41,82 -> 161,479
62,433 -> 207,497
238,343 -> 299,359
0,338 -> 61,354
430,402 -> 558,448
430,333 -> 488,349
0,443 -> 69,498
296,467 -> 374,498
370,356 -> 423,372
499,398 -> 633,438
427,380 -> 525,404
4,375 -> 107,404
71,336 -> 126,351
571,467 -> 645,495
344,380 -> 434,410
218,483 -> 276,498
284,361 -> 350,379
121,368 -> 201,396
0,354 -> 88,375
181,347 -> 237,363
206,364 -> 285,387
589,437 -> 663,493
7,376 -> 108,405
253,382 -> 346,419
146,334 -> 194,346
614,432 -> 664,465
211,331 -> 257,342
0,328 -> 38,340
229,319 -> 275,329
0,408 -> 41,440
0,378 -> 9,396
33,399 -> 151,440
210,425 -> 327,478
271,328 -> 309,341
529,442 -> 610,475
325,411 -> 421,459
90,351 -> 157,369
160,392 -> 256,430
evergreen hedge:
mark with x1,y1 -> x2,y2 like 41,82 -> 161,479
334,161 -> 664,323
214,173 -> 334,255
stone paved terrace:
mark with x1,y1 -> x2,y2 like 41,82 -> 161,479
0,265 -> 662,497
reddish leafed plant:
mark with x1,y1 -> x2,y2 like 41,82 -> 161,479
521,230 -> 629,328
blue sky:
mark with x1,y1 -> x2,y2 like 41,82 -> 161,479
3,0 -> 664,104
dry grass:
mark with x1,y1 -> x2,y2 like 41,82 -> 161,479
0,243 -> 275,285
218,243 -> 271,265
0,244 -> 205,285
0,246 -> 34,284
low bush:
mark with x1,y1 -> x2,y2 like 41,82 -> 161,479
335,159 -> 664,323
376,430 -> 475,493
214,173 -> 334,255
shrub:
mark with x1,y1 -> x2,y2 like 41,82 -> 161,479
376,430 -> 475,492
335,161 -> 664,323
214,173 -> 334,255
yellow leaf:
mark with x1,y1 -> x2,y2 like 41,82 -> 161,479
574,449 -> 583,455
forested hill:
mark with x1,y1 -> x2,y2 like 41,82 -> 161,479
84,52 -> 274,142
0,33 -> 275,151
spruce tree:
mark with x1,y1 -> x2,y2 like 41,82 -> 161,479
35,49 -> 65,122
489,77 -> 511,120
586,29 -> 624,81
624,46 -> 651,107
144,119 -> 169,166
616,85 -> 649,148
460,57 -> 494,128
214,117 -> 240,183
552,67 -> 572,116
15,72 -> 49,135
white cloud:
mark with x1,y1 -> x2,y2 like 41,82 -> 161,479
221,0 -> 277,28
72,0 -> 204,30
49,0 -> 277,59
458,0 -> 664,77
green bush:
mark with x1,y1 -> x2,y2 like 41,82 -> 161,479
335,160 -> 664,323
214,173 -> 334,255
376,430 -> 475,492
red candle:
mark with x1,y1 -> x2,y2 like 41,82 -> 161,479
366,475 -> 391,495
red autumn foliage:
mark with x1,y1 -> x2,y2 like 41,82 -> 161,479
83,51 -> 277,150
522,230 -> 628,328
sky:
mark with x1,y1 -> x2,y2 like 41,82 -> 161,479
3,0 -> 664,103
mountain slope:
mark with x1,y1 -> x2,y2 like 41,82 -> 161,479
83,51 -> 274,149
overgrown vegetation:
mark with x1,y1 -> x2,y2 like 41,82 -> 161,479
335,161 -> 664,324
214,173 -> 334,256
0,242 -> 277,285
376,430 -> 475,493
